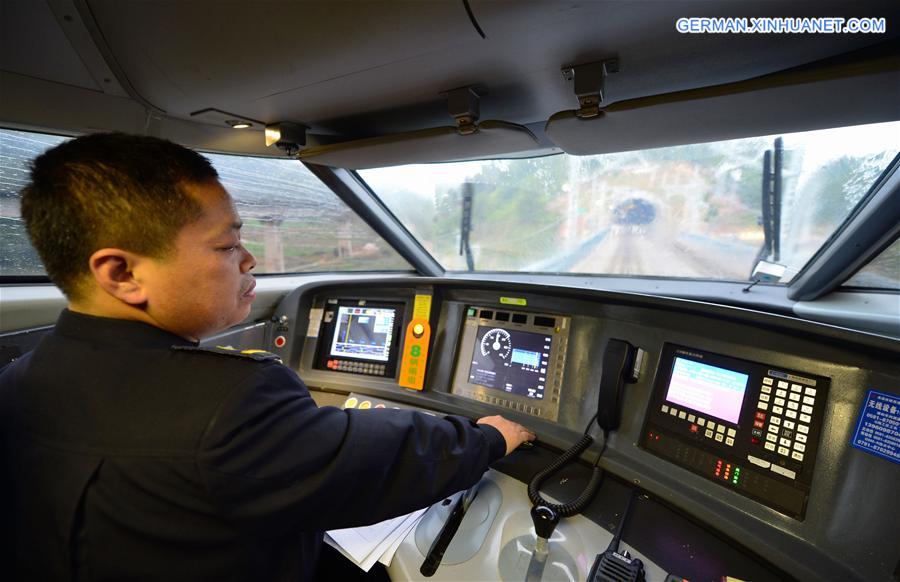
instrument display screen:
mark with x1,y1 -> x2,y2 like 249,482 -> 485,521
329,305 -> 397,362
468,326 -> 553,400
666,356 -> 749,424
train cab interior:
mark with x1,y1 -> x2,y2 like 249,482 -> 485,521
2,1 -> 899,581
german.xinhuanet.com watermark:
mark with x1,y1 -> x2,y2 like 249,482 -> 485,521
676,17 -> 887,34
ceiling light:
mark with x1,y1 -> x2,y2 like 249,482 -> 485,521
226,119 -> 252,129
265,125 -> 282,146
264,122 -> 307,155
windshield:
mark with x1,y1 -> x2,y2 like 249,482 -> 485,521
0,128 -> 412,278
360,121 -> 899,282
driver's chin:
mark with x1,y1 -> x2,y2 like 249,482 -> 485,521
231,302 -> 253,326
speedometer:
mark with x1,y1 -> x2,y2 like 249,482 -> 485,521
480,328 -> 512,360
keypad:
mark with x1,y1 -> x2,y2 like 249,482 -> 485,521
328,360 -> 386,376
755,374 -> 819,470
479,393 -> 544,416
663,404 -> 735,447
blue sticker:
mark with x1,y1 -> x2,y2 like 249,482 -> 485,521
851,390 -> 900,465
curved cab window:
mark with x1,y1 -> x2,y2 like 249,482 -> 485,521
204,152 -> 410,274
0,129 -> 411,278
361,121 -> 899,282
843,238 -> 900,291
0,129 -> 68,276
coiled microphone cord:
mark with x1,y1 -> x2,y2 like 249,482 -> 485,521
527,413 -> 607,517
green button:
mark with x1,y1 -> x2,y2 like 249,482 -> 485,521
411,345 -> 421,357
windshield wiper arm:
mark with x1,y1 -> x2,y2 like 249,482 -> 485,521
459,181 -> 475,270
771,137 -> 783,262
752,137 -> 784,279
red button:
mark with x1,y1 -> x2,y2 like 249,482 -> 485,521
755,412 -> 766,420
274,335 -> 286,348
753,420 -> 764,428
690,424 -> 699,433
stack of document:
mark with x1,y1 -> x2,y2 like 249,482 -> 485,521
325,508 -> 426,571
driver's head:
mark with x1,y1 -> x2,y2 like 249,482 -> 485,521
22,133 -> 257,340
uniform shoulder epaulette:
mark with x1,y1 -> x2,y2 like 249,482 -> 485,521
172,344 -> 283,364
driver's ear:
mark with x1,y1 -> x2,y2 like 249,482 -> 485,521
88,248 -> 149,306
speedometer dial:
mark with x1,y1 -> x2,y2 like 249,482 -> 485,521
480,328 -> 512,360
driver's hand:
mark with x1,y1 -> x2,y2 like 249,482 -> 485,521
477,415 -> 536,455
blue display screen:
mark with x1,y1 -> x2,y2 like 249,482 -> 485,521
511,348 -> 541,368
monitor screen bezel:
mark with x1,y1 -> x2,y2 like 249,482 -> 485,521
314,299 -> 406,377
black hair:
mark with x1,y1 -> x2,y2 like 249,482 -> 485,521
21,132 -> 219,299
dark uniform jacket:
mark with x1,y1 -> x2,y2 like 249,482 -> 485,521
0,310 -> 506,581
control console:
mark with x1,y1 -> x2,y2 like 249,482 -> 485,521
450,306 -> 569,421
641,344 -> 830,518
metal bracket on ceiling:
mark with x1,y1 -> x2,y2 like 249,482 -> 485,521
561,59 -> 619,119
446,87 -> 480,135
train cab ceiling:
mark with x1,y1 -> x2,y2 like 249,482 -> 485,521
2,2 -> 900,582
2,0 -> 899,159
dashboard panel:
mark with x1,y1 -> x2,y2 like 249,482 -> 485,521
260,276 -> 900,582
2,276 -> 897,580
4,272 -> 897,581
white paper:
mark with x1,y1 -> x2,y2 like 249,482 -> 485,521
357,510 -> 423,571
325,508 -> 425,571
377,512 -> 421,567
306,308 -> 324,337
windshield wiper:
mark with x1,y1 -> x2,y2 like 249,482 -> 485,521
459,181 -> 475,270
749,137 -> 785,285
759,137 -> 783,263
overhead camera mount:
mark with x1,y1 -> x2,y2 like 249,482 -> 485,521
445,86 -> 480,135
561,58 -> 619,119
264,121 -> 308,157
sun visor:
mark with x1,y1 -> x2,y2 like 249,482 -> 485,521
546,56 -> 900,156
300,120 -> 538,169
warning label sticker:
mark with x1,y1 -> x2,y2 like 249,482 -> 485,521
851,390 -> 900,465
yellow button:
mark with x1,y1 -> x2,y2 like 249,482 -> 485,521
359,400 -> 372,409
412,323 -> 425,338
344,397 -> 358,409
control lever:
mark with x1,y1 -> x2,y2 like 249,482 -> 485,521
419,483 -> 479,577
522,339 -> 640,580
525,505 -> 560,582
